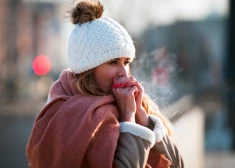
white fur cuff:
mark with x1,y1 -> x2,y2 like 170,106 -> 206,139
119,122 -> 156,148
149,115 -> 167,143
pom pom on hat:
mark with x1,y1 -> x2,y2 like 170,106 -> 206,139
70,0 -> 104,24
67,0 -> 136,74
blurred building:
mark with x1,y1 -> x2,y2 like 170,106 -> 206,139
0,0 -> 71,104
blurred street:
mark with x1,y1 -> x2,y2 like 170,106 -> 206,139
0,115 -> 34,168
205,152 -> 235,168
0,100 -> 44,168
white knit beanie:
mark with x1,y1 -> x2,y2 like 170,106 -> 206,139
67,2 -> 135,74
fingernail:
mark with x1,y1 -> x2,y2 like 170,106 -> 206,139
112,84 -> 119,88
124,82 -> 129,87
119,83 -> 123,87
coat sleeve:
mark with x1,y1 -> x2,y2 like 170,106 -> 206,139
148,115 -> 184,168
113,122 -> 155,168
113,118 -> 184,168
150,135 -> 184,168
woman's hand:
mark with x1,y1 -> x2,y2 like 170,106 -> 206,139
112,76 -> 150,126
127,79 -> 149,127
112,76 -> 138,123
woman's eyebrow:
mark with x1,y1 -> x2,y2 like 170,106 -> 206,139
110,58 -> 119,61
110,58 -> 131,61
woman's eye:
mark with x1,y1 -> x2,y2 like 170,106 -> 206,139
124,61 -> 130,65
109,61 -> 118,65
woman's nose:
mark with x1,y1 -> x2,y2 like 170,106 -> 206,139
117,65 -> 128,77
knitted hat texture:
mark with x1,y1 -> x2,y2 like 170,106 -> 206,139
68,16 -> 135,74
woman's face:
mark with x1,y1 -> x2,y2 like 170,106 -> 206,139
93,57 -> 132,94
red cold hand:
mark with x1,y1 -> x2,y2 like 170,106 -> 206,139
124,83 -> 129,87
112,82 -> 129,88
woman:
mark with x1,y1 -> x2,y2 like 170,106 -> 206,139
26,0 -> 184,168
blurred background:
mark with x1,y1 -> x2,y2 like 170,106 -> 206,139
0,0 -> 234,167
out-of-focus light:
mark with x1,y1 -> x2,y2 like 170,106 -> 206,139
32,55 -> 51,76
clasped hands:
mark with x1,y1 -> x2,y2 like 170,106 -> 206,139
112,76 -> 149,127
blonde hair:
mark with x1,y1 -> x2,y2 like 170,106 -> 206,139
142,94 -> 173,135
75,69 -> 106,96
75,69 -> 173,135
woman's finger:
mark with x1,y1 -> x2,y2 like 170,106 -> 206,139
113,76 -> 135,88
127,86 -> 138,97
124,80 -> 144,96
